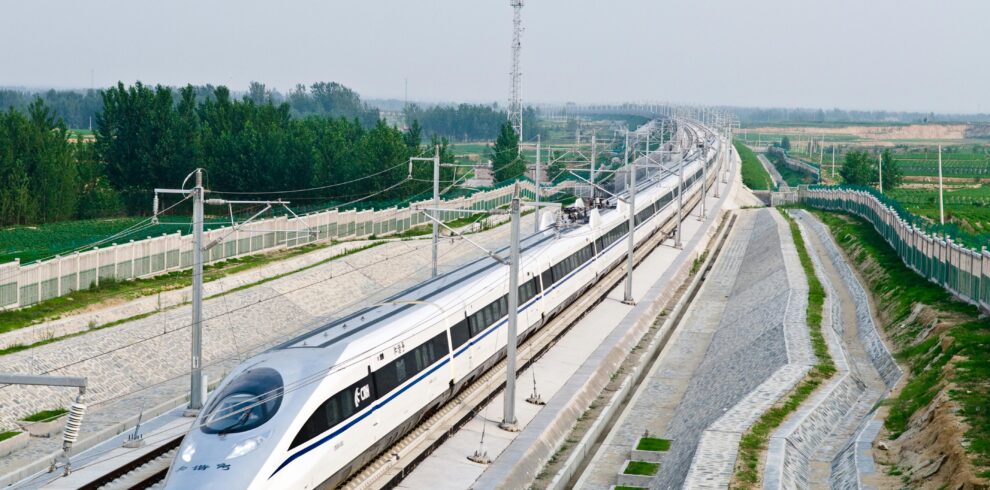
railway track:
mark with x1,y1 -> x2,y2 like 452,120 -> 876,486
340,155 -> 718,490
40,122 -> 718,490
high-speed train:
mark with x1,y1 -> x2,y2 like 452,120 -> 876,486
163,120 -> 719,489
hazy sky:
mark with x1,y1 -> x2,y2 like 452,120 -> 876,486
1,0 -> 986,113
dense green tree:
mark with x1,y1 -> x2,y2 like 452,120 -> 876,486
780,136 -> 791,150
96,82 -> 183,211
0,88 -> 102,129
404,119 -> 422,153
879,149 -> 902,190
75,141 -> 124,219
491,122 -> 526,182
840,150 -> 875,186
0,100 -> 79,225
405,103 -> 503,141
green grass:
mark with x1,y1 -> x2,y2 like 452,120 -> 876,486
450,142 -> 491,155
0,431 -> 21,442
0,216 -> 245,264
733,210 -> 835,486
766,152 -> 817,187
636,437 -> 671,452
734,141 -> 773,191
0,241 -> 336,336
0,241 -> 386,356
444,213 -> 488,229
623,461 -> 660,476
20,408 -> 66,422
776,163 -> 817,187
614,487 -> 646,490
811,210 -> 990,474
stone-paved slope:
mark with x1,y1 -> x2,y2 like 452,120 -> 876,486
654,210 -> 795,488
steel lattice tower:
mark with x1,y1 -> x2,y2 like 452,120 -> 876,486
508,0 -> 523,139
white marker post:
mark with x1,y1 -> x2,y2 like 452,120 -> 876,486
938,144 -> 945,225
878,152 -> 883,194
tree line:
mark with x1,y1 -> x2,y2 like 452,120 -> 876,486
404,103 -> 543,142
0,82 -> 444,226
0,81 -> 381,134
0,89 -> 103,130
0,82 -> 537,227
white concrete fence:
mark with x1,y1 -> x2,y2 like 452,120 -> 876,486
801,187 -> 990,312
0,180 -> 577,310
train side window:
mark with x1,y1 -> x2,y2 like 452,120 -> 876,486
397,357 -> 412,385
428,332 -> 449,360
481,303 -> 495,329
541,269 -> 553,289
451,319 -> 470,349
498,295 -> 508,318
468,311 -> 483,336
289,376 -> 375,450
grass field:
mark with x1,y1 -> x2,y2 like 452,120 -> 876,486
0,216 -> 236,264
449,142 -> 491,155
734,141 -> 773,191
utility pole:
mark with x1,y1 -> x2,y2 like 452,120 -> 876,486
155,170 -> 299,413
819,135 -> 824,179
409,148 -> 442,277
700,139 -> 707,220
878,152 -> 883,194
432,145 -> 440,276
590,132 -> 597,195
832,146 -> 836,178
938,144 -> 945,225
714,136 -> 721,199
675,138 -> 684,248
190,169 -> 204,411
623,137 -> 636,305
534,135 -> 541,233
623,131 -> 630,192
500,187 -> 522,431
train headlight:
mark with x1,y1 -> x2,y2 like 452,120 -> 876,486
227,434 -> 266,460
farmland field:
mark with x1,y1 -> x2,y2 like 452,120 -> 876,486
0,216 -> 237,265
890,151 -> 990,178
888,186 -> 990,234
450,142 -> 491,155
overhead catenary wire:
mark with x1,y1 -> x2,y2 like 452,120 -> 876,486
1,171 -> 532,393
5,155 -> 610,480
208,160 -> 411,196
7,164 -> 541,417
15,128 -> 704,484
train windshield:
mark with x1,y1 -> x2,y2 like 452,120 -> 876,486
201,367 -> 284,435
